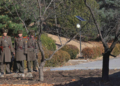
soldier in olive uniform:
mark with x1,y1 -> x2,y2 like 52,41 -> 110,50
27,30 -> 38,72
14,30 -> 27,73
0,29 -> 15,76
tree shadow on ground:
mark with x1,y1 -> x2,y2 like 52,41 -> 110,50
55,71 -> 120,86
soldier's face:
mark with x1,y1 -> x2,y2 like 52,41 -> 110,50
18,34 -> 22,37
3,33 -> 7,36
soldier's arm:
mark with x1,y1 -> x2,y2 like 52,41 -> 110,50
0,37 -> 2,50
35,39 -> 39,55
0,37 -> 1,45
24,38 -> 27,54
14,38 -> 17,50
9,37 -> 15,54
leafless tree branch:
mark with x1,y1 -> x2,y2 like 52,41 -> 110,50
46,32 -> 79,61
13,3 -> 29,33
43,0 -> 54,16
84,0 -> 108,49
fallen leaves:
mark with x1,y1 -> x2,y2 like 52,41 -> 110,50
0,83 -> 54,86
72,79 -> 76,82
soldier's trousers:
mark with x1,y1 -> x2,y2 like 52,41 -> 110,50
16,61 -> 24,73
0,56 -> 10,73
27,60 -> 37,71
0,62 -> 10,73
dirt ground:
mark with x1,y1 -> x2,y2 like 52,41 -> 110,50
0,69 -> 120,86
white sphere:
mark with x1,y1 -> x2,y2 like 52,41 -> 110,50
76,24 -> 81,28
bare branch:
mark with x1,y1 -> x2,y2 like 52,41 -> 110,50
37,0 -> 42,18
45,32 -> 79,61
13,3 -> 29,33
109,21 -> 120,51
84,0 -> 108,49
5,5 -> 12,14
37,0 -> 45,62
43,0 -> 54,16
54,0 -> 62,45
43,0 -> 46,10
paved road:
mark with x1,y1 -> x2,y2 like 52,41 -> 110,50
50,57 -> 120,71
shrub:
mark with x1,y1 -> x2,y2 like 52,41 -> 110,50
82,44 -> 120,59
61,44 -> 79,59
82,46 -> 104,59
38,49 -> 70,67
112,44 -> 120,56
82,47 -> 94,59
41,34 -> 56,51
92,46 -> 104,58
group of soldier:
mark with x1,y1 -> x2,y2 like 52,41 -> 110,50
0,29 -> 38,77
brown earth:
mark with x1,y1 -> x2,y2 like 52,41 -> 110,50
0,69 -> 120,86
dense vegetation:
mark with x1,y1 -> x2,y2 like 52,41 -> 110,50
0,0 -> 99,41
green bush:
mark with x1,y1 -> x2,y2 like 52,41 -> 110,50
38,49 -> 70,67
61,44 -> 79,59
41,34 -> 56,51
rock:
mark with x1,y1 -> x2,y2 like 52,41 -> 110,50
25,73 -> 33,77
0,74 -> 4,77
18,73 -> 25,77
13,73 -> 19,77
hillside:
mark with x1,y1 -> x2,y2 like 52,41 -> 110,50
47,34 -> 103,57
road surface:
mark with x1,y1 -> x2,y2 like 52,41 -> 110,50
50,57 -> 120,71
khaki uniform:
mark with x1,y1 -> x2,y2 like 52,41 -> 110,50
27,37 -> 38,71
0,36 -> 15,73
14,37 -> 27,73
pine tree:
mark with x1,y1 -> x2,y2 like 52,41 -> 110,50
0,0 -> 26,36
98,0 -> 120,39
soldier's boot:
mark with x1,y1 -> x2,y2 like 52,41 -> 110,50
27,61 -> 31,72
0,72 -> 4,77
16,61 -> 20,73
33,60 -> 37,72
0,63 -> 5,75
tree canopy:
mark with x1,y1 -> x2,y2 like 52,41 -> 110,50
0,0 -> 99,40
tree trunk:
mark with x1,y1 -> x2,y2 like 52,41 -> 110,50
39,61 -> 45,81
39,67 -> 44,81
102,52 -> 110,81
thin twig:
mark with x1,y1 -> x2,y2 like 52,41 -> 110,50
13,3 -> 29,33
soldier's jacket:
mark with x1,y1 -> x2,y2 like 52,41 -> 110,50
26,37 -> 38,61
15,37 -> 27,61
0,36 -> 15,62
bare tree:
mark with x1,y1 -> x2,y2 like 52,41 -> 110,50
4,0 -> 98,81
84,0 -> 120,81
4,0 -> 86,81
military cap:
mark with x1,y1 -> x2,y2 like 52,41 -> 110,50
17,30 -> 23,34
29,30 -> 35,35
3,29 -> 8,33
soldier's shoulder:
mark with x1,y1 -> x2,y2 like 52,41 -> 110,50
14,37 -> 18,40
34,37 -> 37,41
0,36 -> 2,39
7,36 -> 11,38
23,36 -> 28,41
